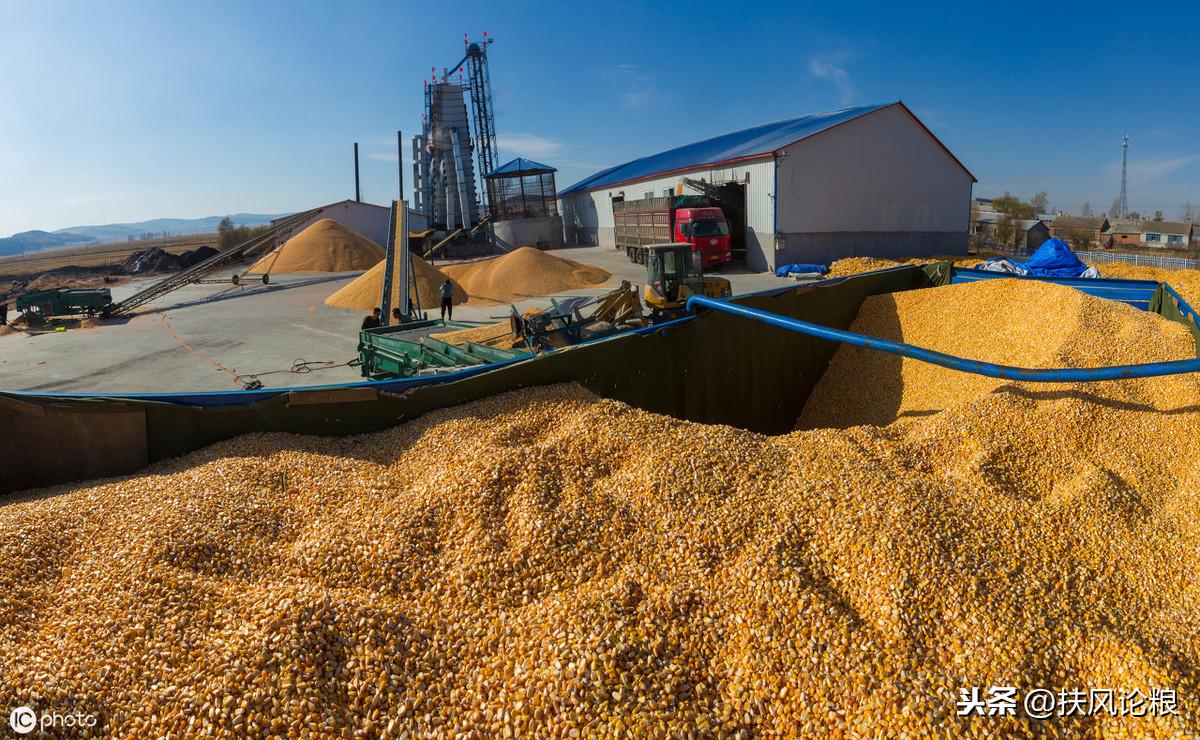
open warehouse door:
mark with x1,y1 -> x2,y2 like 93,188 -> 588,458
683,178 -> 748,267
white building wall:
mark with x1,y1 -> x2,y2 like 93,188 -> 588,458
1139,229 -> 1187,248
560,103 -> 972,271
559,158 -> 776,270
773,104 -> 972,262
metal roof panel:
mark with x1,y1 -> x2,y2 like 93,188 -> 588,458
558,102 -> 895,196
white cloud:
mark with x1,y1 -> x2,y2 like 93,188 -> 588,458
497,133 -> 565,159
1131,155 -> 1200,182
807,57 -> 853,104
603,63 -> 659,108
624,87 -> 656,107
557,159 -> 610,171
1106,154 -> 1200,187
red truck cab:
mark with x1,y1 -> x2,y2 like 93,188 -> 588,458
673,207 -> 731,267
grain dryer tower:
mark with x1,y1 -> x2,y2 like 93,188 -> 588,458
412,35 -> 498,232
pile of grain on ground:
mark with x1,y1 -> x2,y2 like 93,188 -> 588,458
442,247 -> 610,304
249,219 -> 383,273
324,253 -> 466,311
800,278 -> 1194,429
4,280 -> 1200,735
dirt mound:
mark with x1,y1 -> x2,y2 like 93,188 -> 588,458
324,253 -> 466,311
249,219 -> 383,274
114,245 -> 215,275
442,247 -> 610,304
179,245 -> 218,268
121,247 -> 181,274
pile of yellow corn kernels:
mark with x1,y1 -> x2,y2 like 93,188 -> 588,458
1,278 -> 1198,736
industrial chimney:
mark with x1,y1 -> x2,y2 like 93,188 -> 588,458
354,142 -> 361,202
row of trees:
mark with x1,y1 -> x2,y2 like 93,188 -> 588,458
977,192 -> 1047,248
991,192 -> 1045,220
126,231 -> 180,242
1101,200 -> 1198,222
988,193 -> 1196,224
217,217 -> 270,251
1100,205 -> 1196,222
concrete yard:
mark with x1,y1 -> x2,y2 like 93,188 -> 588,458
0,246 -> 792,394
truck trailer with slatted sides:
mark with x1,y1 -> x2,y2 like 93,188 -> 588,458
613,196 -> 732,268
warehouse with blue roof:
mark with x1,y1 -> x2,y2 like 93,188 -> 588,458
557,101 -> 976,272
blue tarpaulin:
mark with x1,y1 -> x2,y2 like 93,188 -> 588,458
775,263 -> 830,277
1021,238 -> 1090,277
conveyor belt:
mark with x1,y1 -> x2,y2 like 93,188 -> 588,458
109,208 -> 321,316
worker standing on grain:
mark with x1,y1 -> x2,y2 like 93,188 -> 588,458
361,307 -> 381,331
440,279 -> 454,320
0,300 -> 7,326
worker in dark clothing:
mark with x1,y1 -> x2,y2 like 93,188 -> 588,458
0,300 -> 7,327
361,307 -> 381,330
391,307 -> 403,323
440,279 -> 454,321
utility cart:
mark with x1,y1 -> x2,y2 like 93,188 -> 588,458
358,319 -> 531,379
15,288 -> 113,319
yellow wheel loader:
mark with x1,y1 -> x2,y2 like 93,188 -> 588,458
641,243 -> 732,320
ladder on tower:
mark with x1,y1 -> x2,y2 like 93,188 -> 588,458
108,208 -> 321,316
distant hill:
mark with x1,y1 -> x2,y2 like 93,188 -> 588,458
53,213 -> 284,243
0,213 -> 287,258
0,229 -> 96,257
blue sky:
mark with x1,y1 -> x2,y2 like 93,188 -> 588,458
2,0 -> 1198,235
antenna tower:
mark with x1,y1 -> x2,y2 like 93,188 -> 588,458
1119,134 -> 1129,219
